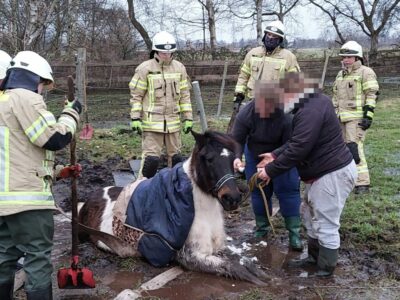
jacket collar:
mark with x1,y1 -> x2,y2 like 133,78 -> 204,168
344,60 -> 362,74
154,53 -> 173,66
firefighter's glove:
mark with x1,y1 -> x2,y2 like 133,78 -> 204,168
59,164 -> 82,178
359,105 -> 374,130
131,119 -> 143,134
183,119 -> 193,134
64,100 -> 82,114
233,93 -> 245,111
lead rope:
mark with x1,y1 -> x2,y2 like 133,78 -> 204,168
247,173 -> 276,236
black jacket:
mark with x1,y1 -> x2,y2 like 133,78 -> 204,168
266,93 -> 353,181
232,100 -> 292,160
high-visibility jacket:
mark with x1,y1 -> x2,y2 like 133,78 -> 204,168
332,61 -> 379,122
0,89 -> 79,216
129,55 -> 193,133
235,46 -> 300,98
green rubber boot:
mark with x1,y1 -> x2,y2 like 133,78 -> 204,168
254,215 -> 270,238
284,216 -> 303,251
288,236 -> 319,267
315,246 -> 338,277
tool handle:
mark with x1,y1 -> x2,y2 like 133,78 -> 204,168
70,138 -> 79,256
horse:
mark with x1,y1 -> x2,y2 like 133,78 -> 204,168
78,130 -> 266,285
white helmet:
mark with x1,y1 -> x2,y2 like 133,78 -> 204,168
264,20 -> 285,38
0,50 -> 12,80
339,41 -> 363,59
152,31 -> 177,53
9,51 -> 54,82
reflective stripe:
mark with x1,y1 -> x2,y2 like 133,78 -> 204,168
179,103 -> 192,112
365,98 -> 376,107
339,111 -> 363,121
235,85 -> 246,93
0,192 -> 54,202
180,79 -> 188,90
58,115 -> 77,134
0,127 -> 10,192
129,77 -> 147,90
362,80 -> 379,91
240,64 -> 251,75
24,112 -> 56,143
142,119 -> 180,132
131,103 -> 142,111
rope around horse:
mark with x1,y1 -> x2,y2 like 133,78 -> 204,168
247,173 -> 276,236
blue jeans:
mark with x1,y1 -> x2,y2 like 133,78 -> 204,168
244,146 -> 301,218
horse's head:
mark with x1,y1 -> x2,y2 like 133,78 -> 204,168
190,130 -> 243,211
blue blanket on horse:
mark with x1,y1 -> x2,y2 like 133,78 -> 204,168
125,163 -> 194,267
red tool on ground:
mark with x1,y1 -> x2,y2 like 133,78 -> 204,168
57,76 -> 95,289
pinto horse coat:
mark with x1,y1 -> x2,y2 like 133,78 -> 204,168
78,130 -> 267,285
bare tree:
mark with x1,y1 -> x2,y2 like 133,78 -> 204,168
127,0 -> 152,50
198,0 -> 218,59
309,0 -> 400,62
262,0 -> 301,22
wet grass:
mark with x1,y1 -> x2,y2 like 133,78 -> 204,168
341,92 -> 400,263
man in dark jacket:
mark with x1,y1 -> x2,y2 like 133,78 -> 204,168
256,73 -> 357,277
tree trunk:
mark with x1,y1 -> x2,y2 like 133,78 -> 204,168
369,33 -> 379,65
206,0 -> 217,60
256,0 -> 263,44
126,0 -> 152,51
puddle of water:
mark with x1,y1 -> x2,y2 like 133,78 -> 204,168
383,168 -> 400,176
100,270 -> 143,292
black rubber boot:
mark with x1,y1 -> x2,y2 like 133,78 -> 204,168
0,281 -> 14,300
315,246 -> 338,277
288,236 -> 319,267
284,216 -> 303,251
354,185 -> 369,194
141,155 -> 160,178
26,284 -> 53,300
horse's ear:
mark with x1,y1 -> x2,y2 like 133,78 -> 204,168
191,130 -> 206,147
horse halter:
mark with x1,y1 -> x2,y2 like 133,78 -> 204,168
211,173 -> 236,195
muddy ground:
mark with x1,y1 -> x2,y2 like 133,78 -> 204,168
15,158 -> 400,300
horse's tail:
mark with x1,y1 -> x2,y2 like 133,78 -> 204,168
176,247 -> 268,286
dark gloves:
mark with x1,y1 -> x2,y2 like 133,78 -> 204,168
131,119 -> 143,134
233,93 -> 245,111
347,142 -> 360,164
359,105 -> 374,130
64,100 -> 82,114
183,119 -> 193,134
58,164 -> 82,178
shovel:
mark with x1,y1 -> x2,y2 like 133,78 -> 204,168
57,76 -> 95,289
57,138 -> 96,289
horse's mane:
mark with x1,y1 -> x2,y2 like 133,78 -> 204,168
190,130 -> 240,194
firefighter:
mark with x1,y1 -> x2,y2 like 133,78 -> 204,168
231,21 -> 302,249
332,41 -> 379,194
0,50 -> 11,84
129,31 -> 193,178
233,20 -> 300,109
0,51 -> 82,300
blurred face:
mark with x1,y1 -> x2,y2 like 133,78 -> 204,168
342,56 -> 356,67
158,52 -> 172,62
254,81 -> 281,118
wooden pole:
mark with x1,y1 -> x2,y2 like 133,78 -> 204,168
320,49 -> 330,88
217,60 -> 228,117
76,48 -> 86,112
192,81 -> 208,133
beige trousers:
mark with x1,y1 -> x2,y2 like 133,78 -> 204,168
139,131 -> 181,173
340,120 -> 370,186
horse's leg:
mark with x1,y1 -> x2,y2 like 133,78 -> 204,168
78,187 -> 120,253
176,245 -> 268,285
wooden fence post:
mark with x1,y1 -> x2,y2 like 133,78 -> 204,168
192,81 -> 208,133
76,48 -> 86,104
321,49 -> 330,88
217,60 -> 228,117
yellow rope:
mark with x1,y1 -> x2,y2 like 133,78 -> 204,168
247,173 -> 276,236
